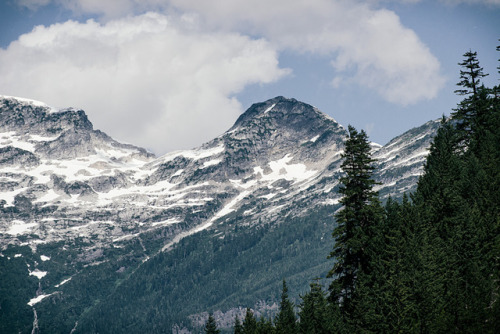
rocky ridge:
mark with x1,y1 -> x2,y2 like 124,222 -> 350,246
0,95 -> 442,333
0,95 -> 438,252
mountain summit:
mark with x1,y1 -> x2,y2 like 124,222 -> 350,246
0,95 -> 439,333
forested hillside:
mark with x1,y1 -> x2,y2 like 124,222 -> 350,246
207,44 -> 500,334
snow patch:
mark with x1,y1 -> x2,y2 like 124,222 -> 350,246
29,269 -> 47,279
29,134 -> 60,142
0,133 -> 36,152
263,103 -> 276,114
55,277 -> 72,287
172,169 -> 184,177
212,191 -> 250,222
201,159 -> 221,169
5,220 -> 38,235
254,154 -> 318,184
260,193 -> 276,200
161,191 -> 250,252
309,135 -> 320,143
34,189 -> 60,203
28,293 -> 54,306
159,144 -> 225,163
1,95 -> 59,113
151,218 -> 181,227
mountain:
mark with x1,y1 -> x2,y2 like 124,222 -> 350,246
0,95 -> 440,333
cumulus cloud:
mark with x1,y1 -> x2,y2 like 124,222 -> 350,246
8,0 -> 455,151
0,13 -> 288,154
164,0 -> 445,105
16,0 -> 447,105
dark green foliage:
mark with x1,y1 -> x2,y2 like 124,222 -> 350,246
298,280 -> 329,334
256,316 -> 274,334
455,50 -> 488,96
242,308 -> 257,334
327,125 -> 383,318
274,280 -> 297,334
321,44 -> 500,333
234,315 -> 243,334
204,313 -> 220,334
0,246 -> 38,334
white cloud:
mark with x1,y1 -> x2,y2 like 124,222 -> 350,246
8,0 -> 454,151
0,12 -> 288,154
13,0 -> 448,107
164,0 -> 446,105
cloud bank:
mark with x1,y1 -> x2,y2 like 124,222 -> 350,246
0,13 -> 288,153
5,0 -> 451,153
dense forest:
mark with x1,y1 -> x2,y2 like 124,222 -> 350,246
204,44 -> 500,333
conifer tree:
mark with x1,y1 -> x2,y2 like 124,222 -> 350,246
204,313 -> 220,334
256,316 -> 274,334
455,50 -> 488,96
274,280 -> 297,334
327,125 -> 382,317
453,51 -> 490,145
242,308 -> 257,334
298,279 -> 328,334
234,315 -> 243,334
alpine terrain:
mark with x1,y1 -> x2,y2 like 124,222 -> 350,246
0,95 -> 439,333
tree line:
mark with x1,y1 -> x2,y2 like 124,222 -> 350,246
204,43 -> 500,333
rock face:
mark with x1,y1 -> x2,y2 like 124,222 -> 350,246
0,95 -> 440,333
0,93 -> 441,251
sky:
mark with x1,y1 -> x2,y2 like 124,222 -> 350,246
0,0 -> 499,155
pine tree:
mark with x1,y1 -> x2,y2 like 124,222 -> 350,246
204,313 -> 220,334
453,51 -> 490,146
234,315 -> 243,334
274,280 -> 297,334
242,308 -> 257,334
256,316 -> 274,334
455,50 -> 488,96
298,279 -> 329,334
327,125 -> 382,317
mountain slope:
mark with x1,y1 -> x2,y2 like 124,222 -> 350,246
0,95 -> 439,333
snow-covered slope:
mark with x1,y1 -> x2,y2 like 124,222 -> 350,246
0,95 -> 443,333
0,95 -> 437,252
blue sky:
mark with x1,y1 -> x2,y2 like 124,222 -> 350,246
0,0 -> 499,154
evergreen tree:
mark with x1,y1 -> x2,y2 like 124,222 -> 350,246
453,51 -> 490,145
351,196 -> 420,333
298,279 -> 329,334
204,313 -> 220,334
327,125 -> 383,317
256,316 -> 274,334
234,315 -> 243,334
455,50 -> 488,96
410,47 -> 500,332
274,280 -> 297,334
242,308 -> 257,334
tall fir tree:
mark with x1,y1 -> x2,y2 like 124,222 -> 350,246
256,317 -> 274,334
455,50 -> 488,97
327,125 -> 383,319
453,50 -> 490,146
274,280 -> 297,334
204,313 -> 220,334
234,315 -> 243,334
298,279 -> 329,334
242,308 -> 257,334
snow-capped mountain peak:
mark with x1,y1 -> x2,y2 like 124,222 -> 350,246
0,95 -> 438,257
